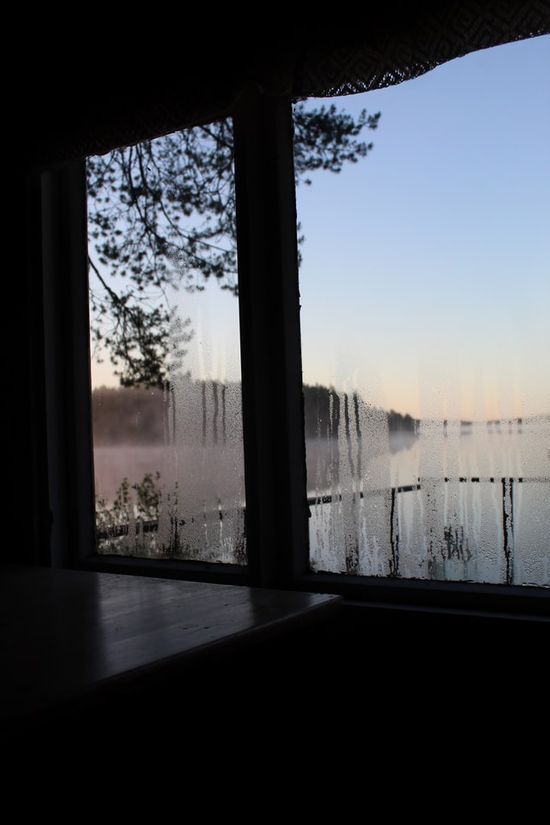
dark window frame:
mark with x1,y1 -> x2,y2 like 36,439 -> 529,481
37,89 -> 549,619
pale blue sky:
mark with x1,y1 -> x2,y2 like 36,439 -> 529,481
92,35 -> 550,419
297,35 -> 550,420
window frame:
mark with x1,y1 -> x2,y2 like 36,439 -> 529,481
36,89 -> 549,619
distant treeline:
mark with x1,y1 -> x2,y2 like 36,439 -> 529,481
303,384 -> 418,440
93,383 -> 418,445
93,386 -> 166,444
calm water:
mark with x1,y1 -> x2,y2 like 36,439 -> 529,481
94,419 -> 550,586
307,419 -> 549,586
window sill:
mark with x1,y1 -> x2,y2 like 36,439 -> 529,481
293,570 -> 550,622
78,553 -> 250,586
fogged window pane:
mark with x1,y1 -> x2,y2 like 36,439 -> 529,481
88,120 -> 246,563
296,38 -> 550,586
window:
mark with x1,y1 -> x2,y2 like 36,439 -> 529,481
88,120 -> 246,565
34,24 -> 549,616
295,38 -> 550,589
72,94 -> 309,585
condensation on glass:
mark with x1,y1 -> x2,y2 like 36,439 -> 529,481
306,404 -> 549,585
296,39 -> 550,587
88,119 -> 246,563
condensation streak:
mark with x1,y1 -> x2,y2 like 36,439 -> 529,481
95,377 -> 246,563
307,412 -> 549,586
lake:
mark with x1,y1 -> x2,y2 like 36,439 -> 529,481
93,417 -> 550,586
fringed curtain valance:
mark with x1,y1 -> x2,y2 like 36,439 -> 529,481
29,1 -> 549,167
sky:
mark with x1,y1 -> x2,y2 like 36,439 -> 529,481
91,35 -> 550,421
297,35 -> 550,420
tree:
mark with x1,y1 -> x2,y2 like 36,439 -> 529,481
87,102 -> 380,387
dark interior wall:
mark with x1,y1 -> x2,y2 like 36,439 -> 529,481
8,168 -> 48,565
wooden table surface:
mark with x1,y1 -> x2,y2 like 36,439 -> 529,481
0,566 -> 339,723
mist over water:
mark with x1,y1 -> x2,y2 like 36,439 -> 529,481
92,380 -> 549,586
93,378 -> 246,565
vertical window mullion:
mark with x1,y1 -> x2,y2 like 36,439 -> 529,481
233,91 -> 309,588
41,161 -> 95,568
